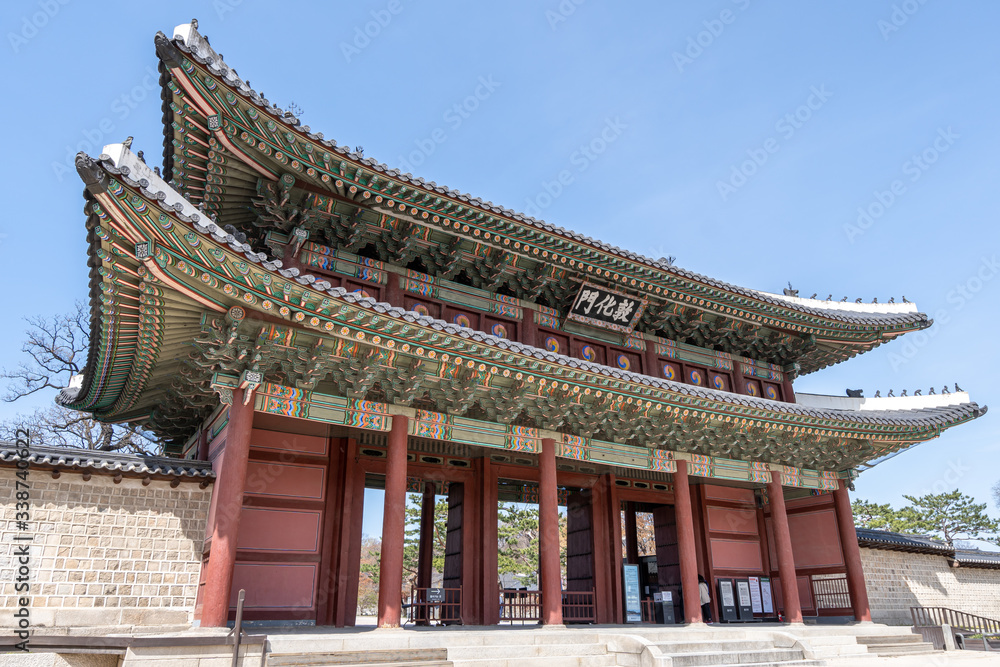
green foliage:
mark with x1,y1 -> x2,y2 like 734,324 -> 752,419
901,490 -> 1000,547
497,503 -> 541,587
402,494 -> 449,589
854,490 -> 1000,547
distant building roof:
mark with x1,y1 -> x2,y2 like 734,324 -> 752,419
0,442 -> 214,483
857,527 -> 1000,568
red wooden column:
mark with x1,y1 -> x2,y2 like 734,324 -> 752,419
377,415 -> 409,628
417,482 -> 436,590
624,501 -> 639,564
201,388 -> 255,627
674,460 -> 702,624
834,479 -> 872,622
538,437 -> 563,625
415,481 -> 436,624
475,457 -> 499,625
768,471 -> 803,623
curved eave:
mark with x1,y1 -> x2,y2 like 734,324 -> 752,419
154,23 -> 930,354
75,145 -> 985,471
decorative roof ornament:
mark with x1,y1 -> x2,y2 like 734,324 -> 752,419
914,389 -> 922,396
846,388 -> 864,398
929,387 -> 936,395
122,136 -> 133,149
855,298 -> 863,303
943,385 -> 950,394
841,296 -> 848,302
783,282 -> 799,297
956,382 -> 963,392
903,296 -> 910,303
901,389 -> 908,397
888,389 -> 895,397
809,293 -> 817,299
889,297 -> 895,303
874,390 -> 881,397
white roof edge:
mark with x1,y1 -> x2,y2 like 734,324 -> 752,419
797,391 -> 971,412
758,291 -> 920,315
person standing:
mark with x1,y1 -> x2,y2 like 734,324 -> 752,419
698,574 -> 712,623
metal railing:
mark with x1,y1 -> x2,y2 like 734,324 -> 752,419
500,588 -> 541,623
407,586 -> 463,625
912,606 -> 1000,651
812,574 -> 851,610
497,588 -> 596,624
562,590 -> 596,624
641,598 -> 656,623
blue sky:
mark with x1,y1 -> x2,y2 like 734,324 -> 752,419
2,1 -> 998,525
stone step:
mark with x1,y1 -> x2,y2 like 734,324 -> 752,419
270,662 -> 452,667
654,639 -> 776,653
449,656 -> 618,667
446,644 -> 607,660
268,648 -> 448,666
856,634 -> 924,645
864,643 -> 938,656
669,648 -> 806,667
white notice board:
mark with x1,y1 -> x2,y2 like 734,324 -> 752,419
748,576 -> 763,614
760,577 -> 774,614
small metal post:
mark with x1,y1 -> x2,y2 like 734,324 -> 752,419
229,589 -> 246,667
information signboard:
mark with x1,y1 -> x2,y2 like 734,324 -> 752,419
426,587 -> 445,603
717,578 -> 738,622
748,576 -> 763,614
760,577 -> 774,614
736,579 -> 754,621
623,564 -> 642,623
568,283 -> 646,333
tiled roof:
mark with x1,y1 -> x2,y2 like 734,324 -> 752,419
159,22 -> 930,331
856,527 -> 952,554
858,528 -> 1000,569
0,442 -> 215,481
75,146 -> 987,437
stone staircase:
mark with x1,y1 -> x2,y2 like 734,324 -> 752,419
648,638 -> 822,666
856,633 -> 937,657
268,647 -> 452,667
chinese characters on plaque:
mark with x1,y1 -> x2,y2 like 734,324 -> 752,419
568,283 -> 646,333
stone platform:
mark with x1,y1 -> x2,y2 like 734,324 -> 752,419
5,621 -> 991,667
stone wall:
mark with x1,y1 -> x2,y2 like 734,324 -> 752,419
861,547 -> 1000,625
0,467 -> 211,633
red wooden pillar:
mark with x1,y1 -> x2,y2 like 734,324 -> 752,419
674,460 -> 702,624
201,388 -> 255,627
624,501 -> 639,564
538,437 -> 563,625
377,415 -> 409,627
386,272 -> 404,307
768,471 -> 803,623
417,482 -> 436,590
475,457 -> 499,625
415,481 -> 436,624
604,473 -> 624,624
521,306 -> 538,348
834,480 -> 872,622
